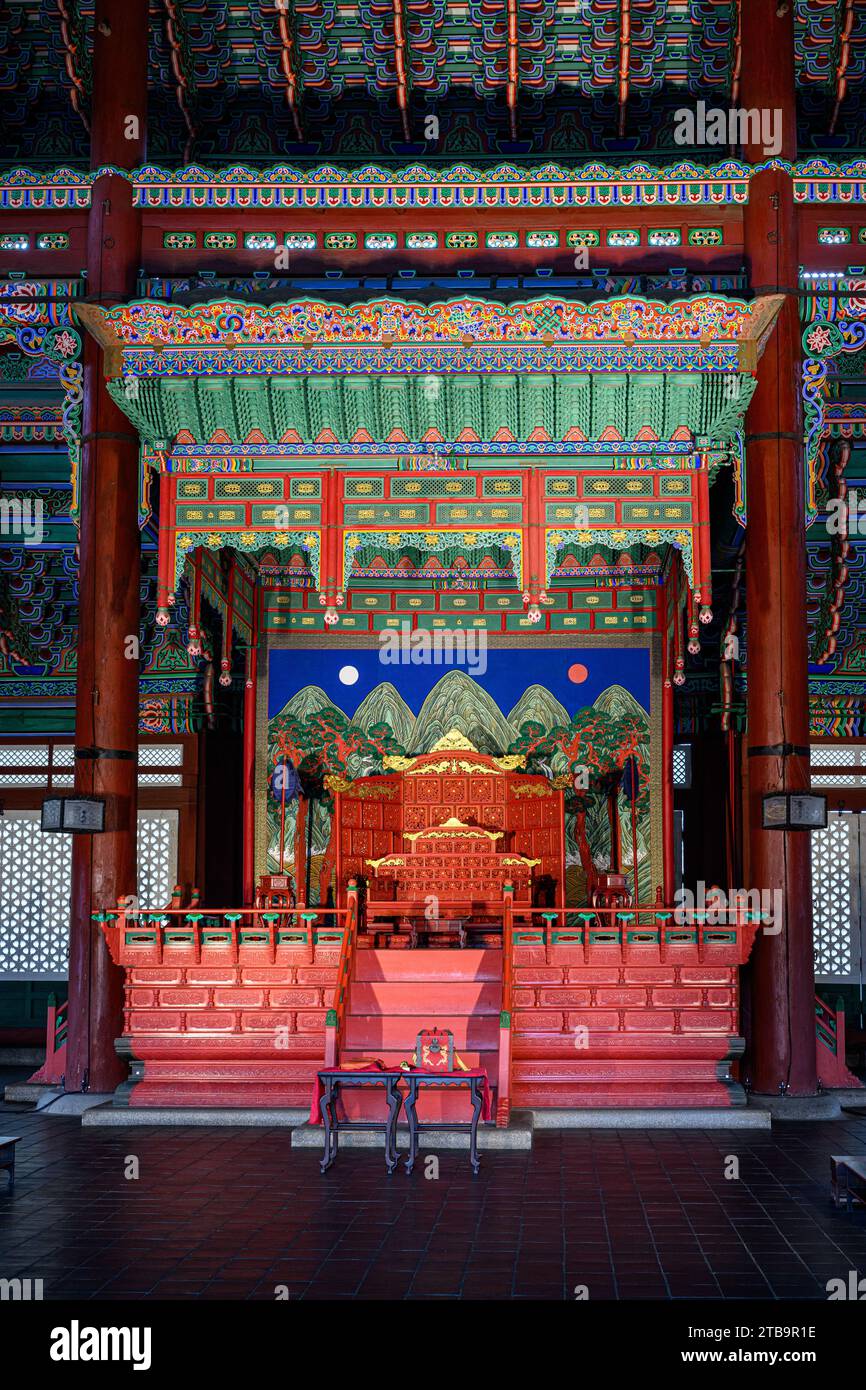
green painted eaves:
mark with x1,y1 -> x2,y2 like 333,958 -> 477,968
109,372 -> 756,450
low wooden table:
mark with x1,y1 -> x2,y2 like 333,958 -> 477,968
315,1070 -> 404,1175
831,1154 -> 866,1208
401,1071 -> 491,1176
0,1135 -> 20,1189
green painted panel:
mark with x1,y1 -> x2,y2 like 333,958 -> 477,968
393,592 -> 437,611
574,592 -> 613,610
177,478 -> 208,499
251,503 -> 321,525
343,503 -> 429,524
438,593 -> 481,610
621,501 -> 693,523
348,591 -> 392,610
482,477 -> 523,498
435,502 -> 523,524
548,613 -> 592,630
214,477 -> 283,500
344,476 -> 386,499
392,476 -> 476,499
175,504 -> 245,525
595,612 -> 653,629
483,593 -> 524,610
289,477 -> 322,499
414,613 -> 495,630
659,476 -> 693,497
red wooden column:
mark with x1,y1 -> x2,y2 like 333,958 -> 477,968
661,570 -> 675,901
242,589 -> 259,906
66,0 -> 148,1093
741,1 -> 818,1097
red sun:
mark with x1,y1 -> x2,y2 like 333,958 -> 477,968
567,663 -> 589,684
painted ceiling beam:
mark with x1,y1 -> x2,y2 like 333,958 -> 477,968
831,0 -> 855,136
507,0 -> 520,141
162,0 -> 198,163
273,0 -> 304,140
392,0 -> 412,142
617,0 -> 630,139
55,0 -> 90,133
730,0 -> 742,110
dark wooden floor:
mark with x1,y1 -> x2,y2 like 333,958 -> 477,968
2,1095 -> 866,1300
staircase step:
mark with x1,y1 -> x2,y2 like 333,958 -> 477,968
512,1058 -> 725,1083
513,1035 -> 730,1060
344,1014 -> 500,1050
348,980 -> 501,1015
512,1081 -> 732,1108
352,949 -> 502,983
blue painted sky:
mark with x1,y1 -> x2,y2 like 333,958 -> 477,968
269,644 -> 649,719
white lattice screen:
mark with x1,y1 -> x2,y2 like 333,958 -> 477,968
136,811 -> 179,916
0,812 -> 73,979
0,810 -> 178,980
811,811 -> 860,983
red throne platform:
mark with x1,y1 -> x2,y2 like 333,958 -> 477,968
100,729 -> 759,1112
333,728 -> 565,930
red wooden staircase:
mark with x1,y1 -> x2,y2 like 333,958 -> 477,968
337,948 -> 503,1121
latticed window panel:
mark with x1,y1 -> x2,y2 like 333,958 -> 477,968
672,744 -> 692,788
0,812 -> 72,978
0,745 -> 50,766
811,813 -> 858,982
138,745 -> 183,767
811,745 -> 862,767
136,811 -> 178,912
0,810 -> 179,978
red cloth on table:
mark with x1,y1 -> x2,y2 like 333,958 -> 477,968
309,1066 -> 493,1124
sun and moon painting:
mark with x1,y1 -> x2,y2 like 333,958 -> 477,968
264,644 -> 653,900
267,644 -> 650,757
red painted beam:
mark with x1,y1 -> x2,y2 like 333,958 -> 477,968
741,0 -> 818,1098
66,0 -> 148,1096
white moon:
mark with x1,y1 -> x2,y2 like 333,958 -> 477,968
338,664 -> 360,686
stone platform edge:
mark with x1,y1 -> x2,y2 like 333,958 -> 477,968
79,1103 -> 773,1133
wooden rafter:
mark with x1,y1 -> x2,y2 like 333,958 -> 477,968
392,0 -> 411,142
730,0 -> 742,109
506,0 -> 519,140
55,0 -> 90,132
617,0 -> 631,139
830,0 -> 855,136
273,0 -> 304,140
162,0 -> 197,163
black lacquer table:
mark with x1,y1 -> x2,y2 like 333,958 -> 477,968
316,1069 -> 404,1174
401,1071 -> 490,1176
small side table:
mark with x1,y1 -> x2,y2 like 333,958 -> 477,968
401,1072 -> 489,1176
316,1071 -> 404,1174
0,1135 -> 20,1190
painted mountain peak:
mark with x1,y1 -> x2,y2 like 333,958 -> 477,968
592,683 -> 648,721
274,684 -> 339,724
409,669 -> 516,754
349,681 -> 415,747
507,684 -> 571,732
